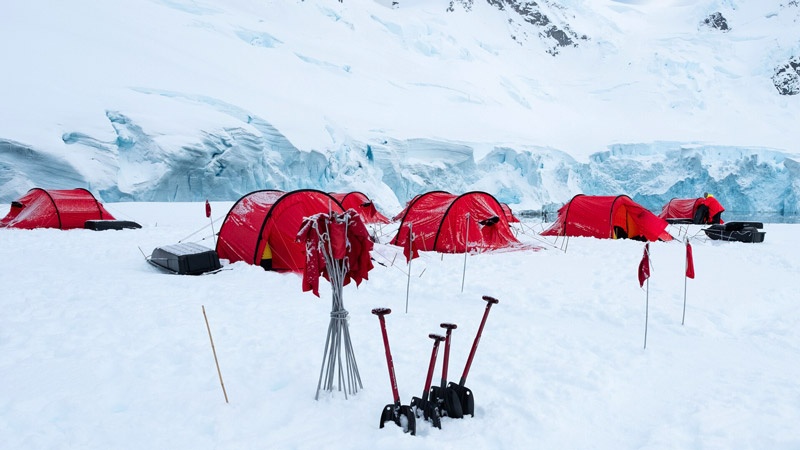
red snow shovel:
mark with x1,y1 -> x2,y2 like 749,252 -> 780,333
447,295 -> 499,417
429,323 -> 463,419
373,308 -> 416,435
410,333 -> 445,429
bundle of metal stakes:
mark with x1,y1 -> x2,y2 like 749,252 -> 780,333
298,210 -> 374,400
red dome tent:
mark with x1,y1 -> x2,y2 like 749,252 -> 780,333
329,191 -> 390,224
215,189 -> 345,272
541,194 -> 673,242
658,197 -> 725,224
390,191 -> 520,261
0,188 -> 115,230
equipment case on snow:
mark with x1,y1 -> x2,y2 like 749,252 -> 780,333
149,242 -> 221,275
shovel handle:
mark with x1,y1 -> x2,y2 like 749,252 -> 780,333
374,308 -> 400,403
482,295 -> 499,305
440,324 -> 456,387
372,307 -> 392,316
422,334 -> 445,398
459,295 -> 500,385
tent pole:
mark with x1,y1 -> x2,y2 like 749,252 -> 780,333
405,223 -> 412,314
461,213 -> 470,293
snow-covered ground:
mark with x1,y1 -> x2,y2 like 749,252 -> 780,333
2,201 -> 798,449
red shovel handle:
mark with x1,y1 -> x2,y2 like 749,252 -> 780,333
459,296 -> 499,386
372,307 -> 391,316
374,309 -> 400,403
440,323 -> 457,386
422,334 -> 445,398
482,295 -> 499,305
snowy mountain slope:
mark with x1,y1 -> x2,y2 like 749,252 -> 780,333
0,0 -> 798,216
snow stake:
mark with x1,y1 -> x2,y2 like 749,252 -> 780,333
373,308 -> 416,435
300,212 -> 371,400
410,333 -> 445,429
448,295 -> 499,417
430,323 -> 463,419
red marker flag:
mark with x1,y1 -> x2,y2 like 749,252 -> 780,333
205,200 -> 211,218
685,240 -> 695,279
638,243 -> 650,287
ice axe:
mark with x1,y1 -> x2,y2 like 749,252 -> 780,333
429,323 -> 463,419
447,295 -> 499,417
373,308 -> 416,435
410,334 -> 445,429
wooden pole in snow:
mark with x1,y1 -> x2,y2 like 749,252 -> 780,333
202,305 -> 229,403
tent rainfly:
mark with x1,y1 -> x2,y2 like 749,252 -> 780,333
658,197 -> 725,224
330,191 -> 390,224
501,203 -> 520,223
541,194 -> 673,242
391,191 -> 520,261
215,189 -> 345,272
0,188 -> 115,230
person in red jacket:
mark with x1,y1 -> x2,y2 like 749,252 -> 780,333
702,193 -> 725,224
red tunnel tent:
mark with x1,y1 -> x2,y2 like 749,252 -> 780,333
330,191 -> 390,224
215,189 -> 345,272
541,194 -> 673,242
658,197 -> 725,224
0,188 -> 115,230
391,191 -> 520,261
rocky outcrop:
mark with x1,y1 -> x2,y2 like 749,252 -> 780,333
449,0 -> 588,55
702,12 -> 730,31
773,56 -> 800,95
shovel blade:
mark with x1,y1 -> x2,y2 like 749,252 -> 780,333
430,385 -> 464,419
411,396 -> 442,429
380,403 -> 416,435
447,382 -> 474,417
400,405 -> 417,435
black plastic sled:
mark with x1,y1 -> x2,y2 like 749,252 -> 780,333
703,222 -> 765,243
147,242 -> 222,275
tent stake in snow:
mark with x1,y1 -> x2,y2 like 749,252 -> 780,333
461,213 -> 470,293
202,305 -> 228,403
405,223 -> 413,314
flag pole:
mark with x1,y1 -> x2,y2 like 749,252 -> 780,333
637,242 -> 651,350
682,237 -> 694,326
644,278 -> 649,349
205,200 -> 216,246
682,241 -> 688,326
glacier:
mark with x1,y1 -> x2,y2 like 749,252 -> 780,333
2,109 -> 798,221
